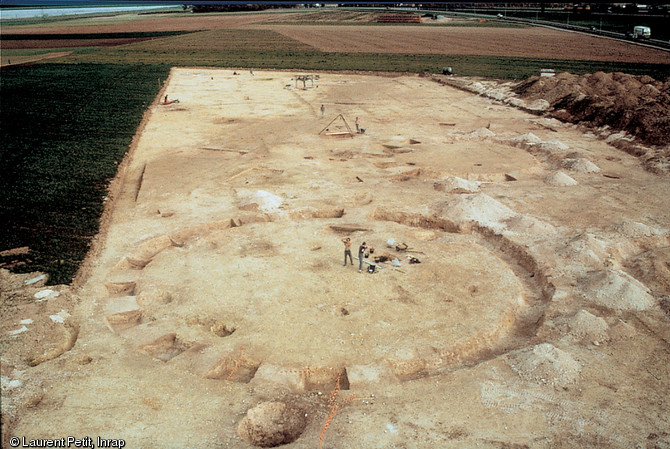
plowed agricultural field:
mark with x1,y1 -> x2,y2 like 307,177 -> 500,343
266,24 -> 670,64
0,12 -> 292,34
2,38 -> 155,49
4,11 -> 669,66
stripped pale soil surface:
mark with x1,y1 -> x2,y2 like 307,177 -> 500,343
2,69 -> 670,449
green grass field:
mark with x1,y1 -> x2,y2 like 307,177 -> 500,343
0,63 -> 170,284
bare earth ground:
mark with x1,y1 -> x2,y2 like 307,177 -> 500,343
0,51 -> 73,66
1,39 -> 160,50
265,24 -> 670,63
0,12 -> 293,34
2,12 -> 669,65
2,69 -> 670,448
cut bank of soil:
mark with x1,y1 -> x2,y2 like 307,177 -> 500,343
515,71 -> 670,146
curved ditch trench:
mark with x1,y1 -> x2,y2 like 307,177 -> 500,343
99,211 -> 553,391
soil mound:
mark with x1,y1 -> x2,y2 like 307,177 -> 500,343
541,140 -> 570,152
545,171 -> 578,186
513,72 -> 670,148
435,193 -> 516,229
582,269 -> 655,311
434,176 -> 480,193
561,158 -> 601,173
558,233 -> 610,269
237,401 -> 306,447
567,310 -> 609,344
505,343 -> 581,389
468,127 -> 496,138
511,132 -> 542,144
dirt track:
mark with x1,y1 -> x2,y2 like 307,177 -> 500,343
0,51 -> 72,67
3,68 -> 669,449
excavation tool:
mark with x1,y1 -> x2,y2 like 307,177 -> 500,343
354,256 -> 383,270
319,114 -> 355,138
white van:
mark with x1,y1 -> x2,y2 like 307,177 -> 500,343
633,26 -> 651,39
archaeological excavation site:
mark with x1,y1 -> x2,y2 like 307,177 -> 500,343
2,68 -> 669,448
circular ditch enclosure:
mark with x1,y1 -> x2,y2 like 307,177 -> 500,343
103,220 -> 529,387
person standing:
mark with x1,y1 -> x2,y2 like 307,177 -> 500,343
355,117 -> 360,133
342,237 -> 353,266
320,104 -> 325,118
358,241 -> 367,272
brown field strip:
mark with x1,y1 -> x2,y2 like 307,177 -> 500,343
266,24 -> 670,63
1,38 -> 154,49
123,28 -> 316,52
0,12 -> 291,34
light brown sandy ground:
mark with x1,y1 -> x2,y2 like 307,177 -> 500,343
2,69 -> 670,448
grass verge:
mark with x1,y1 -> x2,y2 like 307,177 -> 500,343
0,63 -> 170,284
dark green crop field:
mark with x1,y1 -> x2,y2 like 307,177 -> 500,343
1,31 -> 197,40
0,63 -> 170,284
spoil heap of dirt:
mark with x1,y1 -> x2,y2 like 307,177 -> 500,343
544,171 -> 578,186
505,343 -> 581,390
513,72 -> 670,147
566,309 -> 609,345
